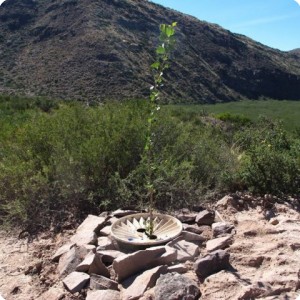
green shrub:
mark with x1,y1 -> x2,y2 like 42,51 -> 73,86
1,98 -> 299,230
215,112 -> 252,126
235,118 -> 300,195
34,97 -> 59,112
108,110 -> 237,211
0,161 -> 51,229
0,94 -> 59,113
0,100 -> 149,228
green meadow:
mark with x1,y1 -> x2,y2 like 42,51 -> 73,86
170,100 -> 300,133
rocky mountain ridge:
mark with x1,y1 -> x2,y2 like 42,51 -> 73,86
0,0 -> 300,103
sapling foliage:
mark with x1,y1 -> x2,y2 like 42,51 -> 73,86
143,22 -> 177,237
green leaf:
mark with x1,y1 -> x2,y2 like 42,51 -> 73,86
172,22 -> 177,27
145,183 -> 154,190
165,26 -> 175,37
156,46 -> 166,55
150,94 -> 156,102
156,77 -> 163,84
151,62 -> 160,70
160,24 -> 166,32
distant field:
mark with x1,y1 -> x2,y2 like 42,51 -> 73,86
170,100 -> 300,132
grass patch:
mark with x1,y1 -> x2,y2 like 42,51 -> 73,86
169,100 -> 300,133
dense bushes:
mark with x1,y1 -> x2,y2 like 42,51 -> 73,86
0,98 -> 299,230
0,100 -> 148,228
112,113 -> 238,211
234,118 -> 300,195
214,112 -> 252,126
0,94 -> 59,112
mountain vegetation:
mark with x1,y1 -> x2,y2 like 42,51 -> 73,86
0,95 -> 299,231
0,1 -> 299,232
0,0 -> 300,103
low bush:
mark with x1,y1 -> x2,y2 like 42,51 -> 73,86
233,118 -> 300,195
0,99 -> 238,229
111,110 -> 237,211
0,98 -> 299,231
214,112 -> 252,126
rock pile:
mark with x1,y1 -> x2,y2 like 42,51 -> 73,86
1,193 -> 298,299
38,194 -> 300,299
45,204 -> 236,299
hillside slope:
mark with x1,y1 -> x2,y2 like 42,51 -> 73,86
0,0 -> 300,103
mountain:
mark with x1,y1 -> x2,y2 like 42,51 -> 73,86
290,48 -> 300,59
1,0 -> 300,103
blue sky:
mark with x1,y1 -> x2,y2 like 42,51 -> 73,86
151,0 -> 300,51
0,0 -> 299,51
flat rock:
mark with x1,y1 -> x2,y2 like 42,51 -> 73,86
86,289 -> 120,300
70,230 -> 97,246
206,235 -> 233,252
89,274 -> 119,290
176,213 -> 197,224
37,286 -> 65,300
215,195 -> 237,208
112,246 -> 171,282
236,281 -> 291,300
154,272 -> 201,300
151,246 -> 177,266
183,224 -> 204,235
52,243 -> 75,262
181,231 -> 206,243
57,246 -> 88,277
167,238 -> 199,262
99,225 -> 111,236
62,271 -> 90,294
195,210 -> 215,226
70,215 -> 107,246
77,214 -> 107,234
83,244 -> 97,252
97,236 -> 117,251
122,265 -> 167,300
212,222 -> 235,237
76,251 -> 97,272
231,253 -> 264,268
167,264 -> 187,274
76,251 -> 110,277
194,249 -> 230,279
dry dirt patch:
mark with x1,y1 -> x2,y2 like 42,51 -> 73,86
0,230 -> 76,300
0,200 -> 299,300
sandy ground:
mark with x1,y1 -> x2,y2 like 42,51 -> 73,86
0,199 -> 299,300
201,201 -> 300,299
0,229 -> 74,300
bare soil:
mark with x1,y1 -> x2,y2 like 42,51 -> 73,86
0,200 -> 299,300
0,229 -> 74,300
201,201 -> 300,299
